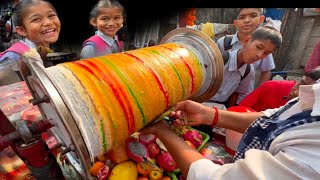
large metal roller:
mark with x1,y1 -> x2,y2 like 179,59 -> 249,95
19,27 -> 223,179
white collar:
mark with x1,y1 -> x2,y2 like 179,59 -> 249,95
228,49 -> 248,76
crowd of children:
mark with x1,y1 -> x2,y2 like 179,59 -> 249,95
0,3 -> 320,179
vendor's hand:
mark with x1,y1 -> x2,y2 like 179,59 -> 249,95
139,120 -> 171,136
170,100 -> 214,126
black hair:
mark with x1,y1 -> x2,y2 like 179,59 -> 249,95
251,26 -> 282,49
306,66 -> 320,81
12,0 -> 57,27
237,8 -> 264,17
89,0 -> 125,19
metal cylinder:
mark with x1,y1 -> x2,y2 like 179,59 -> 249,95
20,28 -> 223,179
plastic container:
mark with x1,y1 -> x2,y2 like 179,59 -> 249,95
225,106 -> 255,155
225,129 -> 243,155
166,171 -> 178,180
172,128 -> 210,174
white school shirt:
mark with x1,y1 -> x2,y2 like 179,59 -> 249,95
187,82 -> 320,180
210,49 -> 255,104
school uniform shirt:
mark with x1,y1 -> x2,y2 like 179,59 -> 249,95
210,49 -> 255,104
187,82 -> 320,180
80,30 -> 120,59
216,32 -> 275,88
0,38 -> 38,71
239,80 -> 296,111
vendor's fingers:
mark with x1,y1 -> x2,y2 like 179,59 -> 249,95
172,119 -> 184,126
140,120 -> 169,134
173,119 -> 188,126
170,110 -> 183,119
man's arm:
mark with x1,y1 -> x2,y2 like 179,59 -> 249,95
256,54 -> 275,86
226,92 -> 239,107
258,70 -> 271,86
142,121 -> 206,178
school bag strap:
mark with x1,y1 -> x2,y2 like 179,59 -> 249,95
83,35 -> 124,54
0,42 -> 30,57
83,35 -> 110,54
117,40 -> 123,52
223,34 -> 234,51
241,64 -> 251,80
220,34 -> 234,64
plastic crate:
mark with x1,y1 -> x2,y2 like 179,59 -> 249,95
171,128 -> 210,174
166,171 -> 178,180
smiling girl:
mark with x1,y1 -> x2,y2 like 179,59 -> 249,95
80,0 -> 125,59
0,0 -> 61,84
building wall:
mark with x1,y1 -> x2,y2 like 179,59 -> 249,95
299,17 -> 320,68
195,8 -> 238,24
274,8 -> 320,71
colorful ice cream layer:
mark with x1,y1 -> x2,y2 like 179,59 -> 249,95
46,42 -> 205,161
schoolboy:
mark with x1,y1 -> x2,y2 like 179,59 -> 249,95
216,8 -> 275,92
210,26 -> 282,107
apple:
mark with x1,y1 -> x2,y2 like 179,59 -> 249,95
149,169 -> 163,180
147,143 -> 160,158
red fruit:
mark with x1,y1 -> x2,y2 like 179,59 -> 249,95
156,151 -> 177,172
97,165 -> 110,180
182,130 -> 203,148
126,138 -> 148,162
139,133 -> 157,144
184,140 -> 196,149
147,143 -> 160,158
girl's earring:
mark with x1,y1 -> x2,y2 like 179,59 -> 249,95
121,24 -> 123,27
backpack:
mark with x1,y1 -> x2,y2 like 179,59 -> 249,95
0,42 -> 30,58
220,35 -> 251,81
83,35 -> 123,57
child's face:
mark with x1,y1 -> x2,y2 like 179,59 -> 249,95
16,2 -> 61,47
91,7 -> 124,38
242,38 -> 276,64
234,8 -> 265,35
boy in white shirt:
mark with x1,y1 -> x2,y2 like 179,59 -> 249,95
216,8 -> 276,103
210,25 -> 282,107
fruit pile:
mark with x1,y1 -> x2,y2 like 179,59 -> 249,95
88,126 -> 209,180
